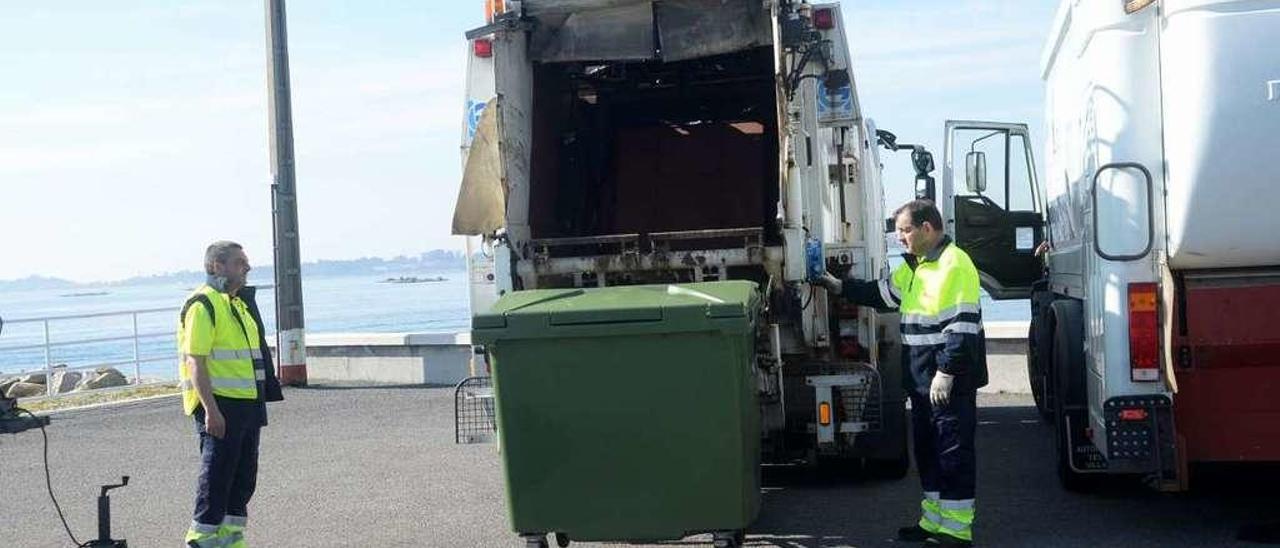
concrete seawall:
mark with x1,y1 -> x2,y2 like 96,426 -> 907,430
981,321 -> 1030,394
302,332 -> 476,386
297,321 -> 1031,394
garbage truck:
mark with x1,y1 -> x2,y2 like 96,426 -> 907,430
452,1 -> 926,545
934,0 -> 1280,491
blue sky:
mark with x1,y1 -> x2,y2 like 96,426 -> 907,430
0,0 -> 1056,282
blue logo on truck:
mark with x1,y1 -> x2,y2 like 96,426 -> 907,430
817,84 -> 854,123
465,100 -> 487,142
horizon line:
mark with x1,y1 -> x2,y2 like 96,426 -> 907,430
1,249 -> 468,286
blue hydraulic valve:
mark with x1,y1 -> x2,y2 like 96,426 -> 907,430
805,238 -> 825,282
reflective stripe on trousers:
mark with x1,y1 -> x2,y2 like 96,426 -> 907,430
918,492 -> 942,533
219,515 -> 247,548
186,535 -> 238,548
937,499 -> 975,541
185,521 -> 226,547
186,517 -> 249,547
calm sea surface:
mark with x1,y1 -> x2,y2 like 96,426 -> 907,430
0,271 -> 1026,378
0,271 -> 470,377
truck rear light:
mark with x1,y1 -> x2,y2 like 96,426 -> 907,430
837,339 -> 861,359
474,38 -> 493,58
818,402 -> 832,426
812,8 -> 835,30
1128,282 -> 1160,382
1119,408 -> 1149,421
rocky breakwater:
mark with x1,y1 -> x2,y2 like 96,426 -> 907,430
1,365 -> 130,399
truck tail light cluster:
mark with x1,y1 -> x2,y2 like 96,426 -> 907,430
1128,282 -> 1160,382
812,8 -> 834,30
473,38 -> 493,58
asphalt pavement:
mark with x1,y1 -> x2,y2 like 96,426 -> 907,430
1,386 -> 1275,547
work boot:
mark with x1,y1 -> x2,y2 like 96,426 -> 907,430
898,524 -> 933,542
923,534 -> 972,547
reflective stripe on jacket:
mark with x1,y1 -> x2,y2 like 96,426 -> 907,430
843,236 -> 989,391
178,284 -> 262,414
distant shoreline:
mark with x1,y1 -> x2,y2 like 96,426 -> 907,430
379,276 -> 448,284
60,291 -> 110,298
1,251 -> 467,291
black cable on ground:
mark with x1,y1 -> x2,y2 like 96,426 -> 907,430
17,408 -> 85,547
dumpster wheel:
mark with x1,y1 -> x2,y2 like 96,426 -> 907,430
521,534 -> 548,548
712,529 -> 746,547
554,532 -> 570,547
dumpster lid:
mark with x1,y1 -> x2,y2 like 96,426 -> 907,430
472,281 -> 759,333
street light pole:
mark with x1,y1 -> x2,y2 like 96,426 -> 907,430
266,0 -> 307,386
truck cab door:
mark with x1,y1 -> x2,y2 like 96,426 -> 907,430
942,121 -> 1044,300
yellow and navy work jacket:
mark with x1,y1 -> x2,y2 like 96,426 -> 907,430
844,236 -> 989,392
177,284 -> 272,416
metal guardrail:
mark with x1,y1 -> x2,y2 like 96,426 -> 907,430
0,307 -> 179,399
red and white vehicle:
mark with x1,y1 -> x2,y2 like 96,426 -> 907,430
938,0 -> 1280,489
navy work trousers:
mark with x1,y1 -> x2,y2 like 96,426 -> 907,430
192,407 -> 261,526
909,388 -> 977,500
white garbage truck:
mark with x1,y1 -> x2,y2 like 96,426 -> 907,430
936,0 -> 1280,490
453,0 -> 939,474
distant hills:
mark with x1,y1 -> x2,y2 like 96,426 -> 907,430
0,250 -> 467,291
0,275 -> 80,291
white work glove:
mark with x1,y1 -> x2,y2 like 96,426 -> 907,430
930,372 -> 955,407
814,272 -> 843,295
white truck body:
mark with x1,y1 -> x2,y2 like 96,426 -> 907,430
455,0 -> 915,469
943,0 -> 1280,489
1157,0 -> 1280,268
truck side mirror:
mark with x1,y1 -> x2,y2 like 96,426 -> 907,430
912,147 -> 936,201
911,148 -> 934,175
915,176 -> 936,202
965,151 -> 987,193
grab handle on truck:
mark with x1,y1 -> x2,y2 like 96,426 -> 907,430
1091,162 -> 1154,262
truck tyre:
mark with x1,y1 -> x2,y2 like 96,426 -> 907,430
865,402 -> 910,479
1050,300 -> 1097,492
865,452 -> 910,480
1028,317 -> 1053,420
1028,290 -> 1056,421
864,317 -> 909,480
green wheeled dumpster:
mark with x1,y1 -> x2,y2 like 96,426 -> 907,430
472,281 -> 762,548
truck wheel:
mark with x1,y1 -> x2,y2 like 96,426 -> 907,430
865,452 -> 910,480
1051,301 -> 1097,492
1028,318 -> 1053,421
865,403 -> 910,480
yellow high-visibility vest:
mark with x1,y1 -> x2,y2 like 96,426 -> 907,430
177,284 -> 262,415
